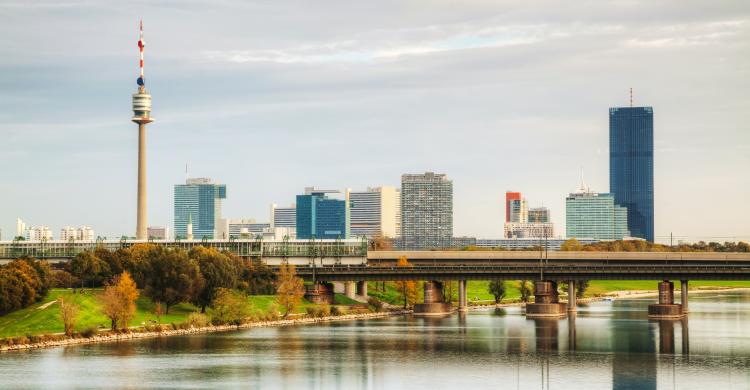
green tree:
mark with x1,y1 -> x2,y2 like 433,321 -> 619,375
519,280 -> 533,303
211,288 -> 251,325
69,250 -> 109,289
189,246 -> 238,313
576,280 -> 589,299
488,280 -> 507,304
143,248 -> 202,314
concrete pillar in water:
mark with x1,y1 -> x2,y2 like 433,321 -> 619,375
648,280 -> 684,319
356,281 -> 368,298
458,280 -> 468,312
567,280 -> 577,312
526,281 -> 566,317
345,281 -> 356,300
414,281 -> 453,315
680,280 -> 688,314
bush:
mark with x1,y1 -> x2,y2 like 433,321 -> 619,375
80,327 -> 98,338
331,306 -> 343,316
368,297 -> 384,312
186,312 -> 209,328
305,306 -> 320,317
13,336 -> 29,345
319,303 -> 331,317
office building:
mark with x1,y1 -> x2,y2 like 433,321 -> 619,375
147,226 -> 169,240
505,192 -> 521,222
60,226 -> 95,241
566,183 -> 629,240
174,178 -> 226,240
296,188 -> 349,239
217,218 -> 270,239
400,172 -> 453,249
270,203 -> 296,229
476,238 -> 599,251
528,207 -> 550,223
350,186 -> 401,238
610,105 -> 654,242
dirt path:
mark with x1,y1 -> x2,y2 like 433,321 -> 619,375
36,300 -> 57,310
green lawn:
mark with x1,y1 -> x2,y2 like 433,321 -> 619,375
586,280 -> 750,296
0,289 -> 330,339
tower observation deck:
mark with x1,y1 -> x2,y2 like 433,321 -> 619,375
133,21 -> 153,240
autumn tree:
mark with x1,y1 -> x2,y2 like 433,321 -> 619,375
143,248 -> 202,314
560,238 -> 583,251
59,297 -> 79,336
275,264 -> 304,318
189,246 -> 238,313
488,280 -> 507,304
101,271 -> 139,330
394,257 -> 418,308
211,288 -> 252,325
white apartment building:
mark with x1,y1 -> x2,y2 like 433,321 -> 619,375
25,226 -> 53,241
60,226 -> 95,241
349,186 -> 401,238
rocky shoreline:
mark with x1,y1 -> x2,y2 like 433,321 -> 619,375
1,309 -> 411,353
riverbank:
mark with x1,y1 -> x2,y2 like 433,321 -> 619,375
0,309 -> 411,353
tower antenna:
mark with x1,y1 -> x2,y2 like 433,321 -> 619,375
629,87 -> 633,107
137,20 -> 145,91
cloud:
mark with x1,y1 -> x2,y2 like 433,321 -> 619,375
623,19 -> 745,47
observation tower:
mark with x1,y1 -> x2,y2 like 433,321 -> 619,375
132,20 -> 153,240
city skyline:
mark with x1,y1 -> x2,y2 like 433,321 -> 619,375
1,1 -> 748,243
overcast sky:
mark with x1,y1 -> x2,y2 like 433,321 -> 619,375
1,0 -> 748,243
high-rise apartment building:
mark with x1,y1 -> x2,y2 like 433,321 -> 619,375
610,106 -> 654,242
350,186 -> 401,238
16,218 -> 26,238
296,188 -> 349,239
60,226 -> 95,241
174,178 -> 226,240
400,172 -> 453,249
566,184 -> 629,240
25,226 -> 53,241
528,207 -> 550,223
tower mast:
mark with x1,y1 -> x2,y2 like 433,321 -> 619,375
132,20 -> 153,240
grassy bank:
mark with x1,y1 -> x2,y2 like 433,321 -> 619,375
0,289 -> 342,338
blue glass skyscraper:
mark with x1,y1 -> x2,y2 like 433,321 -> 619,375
174,178 -> 226,239
296,189 -> 349,240
609,106 -> 654,242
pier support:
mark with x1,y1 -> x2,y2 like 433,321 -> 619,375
680,280 -> 688,314
458,280 -> 468,312
414,281 -> 454,315
304,282 -> 334,304
344,281 -> 356,300
567,280 -> 577,313
356,281 -> 368,298
526,281 -> 567,318
648,280 -> 685,319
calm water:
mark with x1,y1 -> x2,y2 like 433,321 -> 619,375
2,292 -> 750,390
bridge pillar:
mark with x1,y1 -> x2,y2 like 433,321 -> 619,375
648,280 -> 685,319
458,280 -> 468,312
567,280 -> 577,313
356,281 -> 368,298
304,282 -> 334,305
680,280 -> 688,314
414,281 -> 453,315
526,281 -> 566,318
344,281 -> 356,300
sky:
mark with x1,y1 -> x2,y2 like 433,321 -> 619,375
0,0 -> 748,243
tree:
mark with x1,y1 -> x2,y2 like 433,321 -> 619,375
189,246 -> 237,313
211,288 -> 251,325
560,238 -> 583,251
488,280 -> 507,304
394,256 -> 417,308
370,234 -> 393,251
240,259 -> 276,295
69,250 -> 109,289
519,280 -> 533,303
0,259 -> 44,314
576,280 -> 589,299
143,248 -> 202,314
442,281 -> 457,303
59,297 -> 79,336
101,271 -> 139,330
275,264 -> 304,318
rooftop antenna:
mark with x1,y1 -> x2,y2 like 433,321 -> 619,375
629,87 -> 633,107
578,166 -> 589,193
185,163 -> 188,182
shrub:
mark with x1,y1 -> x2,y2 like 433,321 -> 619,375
368,297 -> 384,312
331,306 -> 343,316
13,336 -> 29,345
186,312 -> 209,328
80,327 -> 98,338
319,303 -> 331,317
305,306 -> 320,317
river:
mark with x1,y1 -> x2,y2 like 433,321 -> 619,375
1,291 -> 749,389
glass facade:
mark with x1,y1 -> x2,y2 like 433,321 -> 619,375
566,192 -> 629,240
296,193 -> 348,239
400,172 -> 453,249
174,178 -> 226,239
610,106 -> 654,242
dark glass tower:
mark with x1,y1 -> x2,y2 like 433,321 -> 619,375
609,106 -> 654,242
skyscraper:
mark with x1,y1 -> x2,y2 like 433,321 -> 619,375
610,105 -> 654,242
174,178 -> 226,240
505,192 -> 521,222
349,186 -> 401,238
132,21 -> 153,240
528,207 -> 550,223
566,183 -> 629,241
296,188 -> 349,240
400,172 -> 453,249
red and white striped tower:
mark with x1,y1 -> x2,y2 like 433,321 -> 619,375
132,20 -> 153,240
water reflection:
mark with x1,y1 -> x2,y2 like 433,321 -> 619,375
1,293 -> 750,389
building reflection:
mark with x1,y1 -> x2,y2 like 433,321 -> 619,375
611,301 -> 657,390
